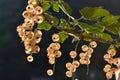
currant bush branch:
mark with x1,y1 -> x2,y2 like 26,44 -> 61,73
42,12 -> 117,45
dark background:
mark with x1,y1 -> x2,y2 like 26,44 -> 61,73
0,0 -> 120,80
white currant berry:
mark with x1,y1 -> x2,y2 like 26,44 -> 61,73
69,51 -> 77,59
90,41 -> 97,48
52,34 -> 60,42
27,55 -> 33,62
107,49 -> 116,57
81,45 -> 89,51
47,69 -> 53,76
66,71 -> 72,78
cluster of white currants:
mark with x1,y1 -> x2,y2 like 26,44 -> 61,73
47,43 -> 62,65
66,59 -> 80,77
47,34 -> 62,76
16,0 -> 43,62
79,41 -> 97,65
103,48 -> 120,79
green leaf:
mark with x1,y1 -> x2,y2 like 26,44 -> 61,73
51,1 -> 59,12
37,21 -> 52,31
59,18 -> 66,27
80,22 -> 104,34
58,31 -> 69,43
44,12 -> 59,25
59,0 -> 72,16
82,32 -> 92,41
41,2 -> 51,11
80,7 -> 110,21
102,15 -> 120,26
62,2 -> 72,15
99,33 -> 113,41
105,23 -> 120,34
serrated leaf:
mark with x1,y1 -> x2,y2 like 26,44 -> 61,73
80,7 -> 110,21
59,0 -> 72,16
37,21 -> 52,31
59,18 -> 66,27
105,23 -> 120,34
59,18 -> 69,29
114,42 -> 120,48
82,32 -> 92,41
58,31 -> 69,43
102,15 -> 120,26
80,22 -> 104,33
51,1 -> 59,12
62,2 -> 72,15
44,12 -> 59,25
99,33 -> 113,41
41,2 -> 50,11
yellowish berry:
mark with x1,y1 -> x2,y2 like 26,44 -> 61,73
106,71 -> 113,79
31,45 -> 40,53
69,51 -> 77,59
72,60 -> 80,68
55,50 -> 62,58
34,6 -> 43,15
27,55 -> 33,62
34,16 -> 43,23
103,64 -> 111,72
66,71 -> 72,78
107,49 -> 116,57
52,34 -> 60,42
66,62 -> 74,71
81,45 -> 89,52
90,41 -> 97,48
47,69 -> 53,76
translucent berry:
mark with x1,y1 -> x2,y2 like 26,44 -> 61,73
79,53 -> 86,59
106,71 -> 113,79
81,45 -> 89,51
31,45 -> 40,53
52,34 -> 60,42
69,51 -> 77,59
90,41 -> 97,48
55,50 -> 62,58
103,64 -> 111,72
34,16 -> 43,23
66,62 -> 74,71
34,6 -> 43,15
72,60 -> 80,68
107,49 -> 116,57
27,55 -> 33,62
26,4 -> 34,11
66,71 -> 72,78
47,69 -> 53,76
87,47 -> 93,55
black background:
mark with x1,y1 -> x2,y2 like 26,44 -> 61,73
0,0 -> 120,80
